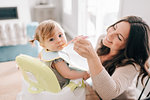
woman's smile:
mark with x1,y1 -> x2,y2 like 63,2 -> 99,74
103,36 -> 112,45
106,37 -> 112,43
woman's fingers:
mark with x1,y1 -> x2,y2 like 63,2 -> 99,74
74,39 -> 92,51
74,38 -> 91,50
74,39 -> 88,52
73,36 -> 95,58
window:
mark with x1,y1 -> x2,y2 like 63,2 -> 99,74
96,0 -> 120,35
84,0 -> 120,36
63,0 -> 72,15
78,0 -> 120,47
86,0 -> 97,36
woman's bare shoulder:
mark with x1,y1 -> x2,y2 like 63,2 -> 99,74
95,34 -> 106,50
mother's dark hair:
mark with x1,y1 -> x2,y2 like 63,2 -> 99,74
97,16 -> 150,86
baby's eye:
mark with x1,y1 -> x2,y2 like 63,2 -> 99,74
58,34 -> 62,37
49,38 -> 54,41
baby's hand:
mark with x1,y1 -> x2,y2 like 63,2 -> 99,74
83,71 -> 90,80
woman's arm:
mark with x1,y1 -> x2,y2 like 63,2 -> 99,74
53,60 -> 90,80
92,64 -> 138,99
74,37 -> 103,76
73,37 -> 138,99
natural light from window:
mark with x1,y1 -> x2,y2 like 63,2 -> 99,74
63,0 -> 72,15
86,0 -> 120,37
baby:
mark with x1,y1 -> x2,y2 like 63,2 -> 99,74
30,20 -> 90,88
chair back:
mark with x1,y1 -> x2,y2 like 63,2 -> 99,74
16,54 -> 61,93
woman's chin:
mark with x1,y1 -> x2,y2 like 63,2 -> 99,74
103,40 -> 108,46
103,39 -> 112,47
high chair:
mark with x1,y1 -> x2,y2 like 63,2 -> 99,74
16,54 -> 86,100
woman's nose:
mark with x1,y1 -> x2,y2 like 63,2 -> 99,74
107,32 -> 115,39
107,30 -> 114,36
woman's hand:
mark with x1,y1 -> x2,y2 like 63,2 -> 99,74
73,36 -> 97,59
74,36 -> 103,76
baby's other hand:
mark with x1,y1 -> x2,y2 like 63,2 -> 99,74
83,71 -> 90,80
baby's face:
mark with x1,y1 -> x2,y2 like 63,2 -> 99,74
42,26 -> 67,51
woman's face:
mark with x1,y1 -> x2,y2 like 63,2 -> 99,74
103,21 -> 130,53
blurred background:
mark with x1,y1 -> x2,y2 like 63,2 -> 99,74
1,0 -> 150,39
0,0 -> 150,99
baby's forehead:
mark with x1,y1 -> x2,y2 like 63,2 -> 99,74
54,25 -> 64,31
52,26 -> 64,34
43,23 -> 65,38
52,32 -> 64,37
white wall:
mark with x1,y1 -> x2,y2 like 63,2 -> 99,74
27,0 -> 37,21
61,0 -> 78,38
119,0 -> 150,26
55,0 -> 62,23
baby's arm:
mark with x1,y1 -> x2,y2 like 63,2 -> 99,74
52,60 -> 90,80
38,51 -> 42,59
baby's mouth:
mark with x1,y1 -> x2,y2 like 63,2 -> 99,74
58,43 -> 66,48
62,43 -> 67,47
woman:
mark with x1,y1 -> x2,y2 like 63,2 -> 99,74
74,16 -> 150,100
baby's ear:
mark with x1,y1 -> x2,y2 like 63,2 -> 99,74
40,43 -> 45,48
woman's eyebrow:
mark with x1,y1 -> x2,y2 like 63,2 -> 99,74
119,33 -> 125,40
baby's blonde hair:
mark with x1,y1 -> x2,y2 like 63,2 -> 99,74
30,20 -> 64,44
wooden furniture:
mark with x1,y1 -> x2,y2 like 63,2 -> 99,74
34,5 -> 56,22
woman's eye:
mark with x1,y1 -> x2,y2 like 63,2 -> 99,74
118,35 -> 122,41
49,38 -> 54,41
59,34 -> 62,37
